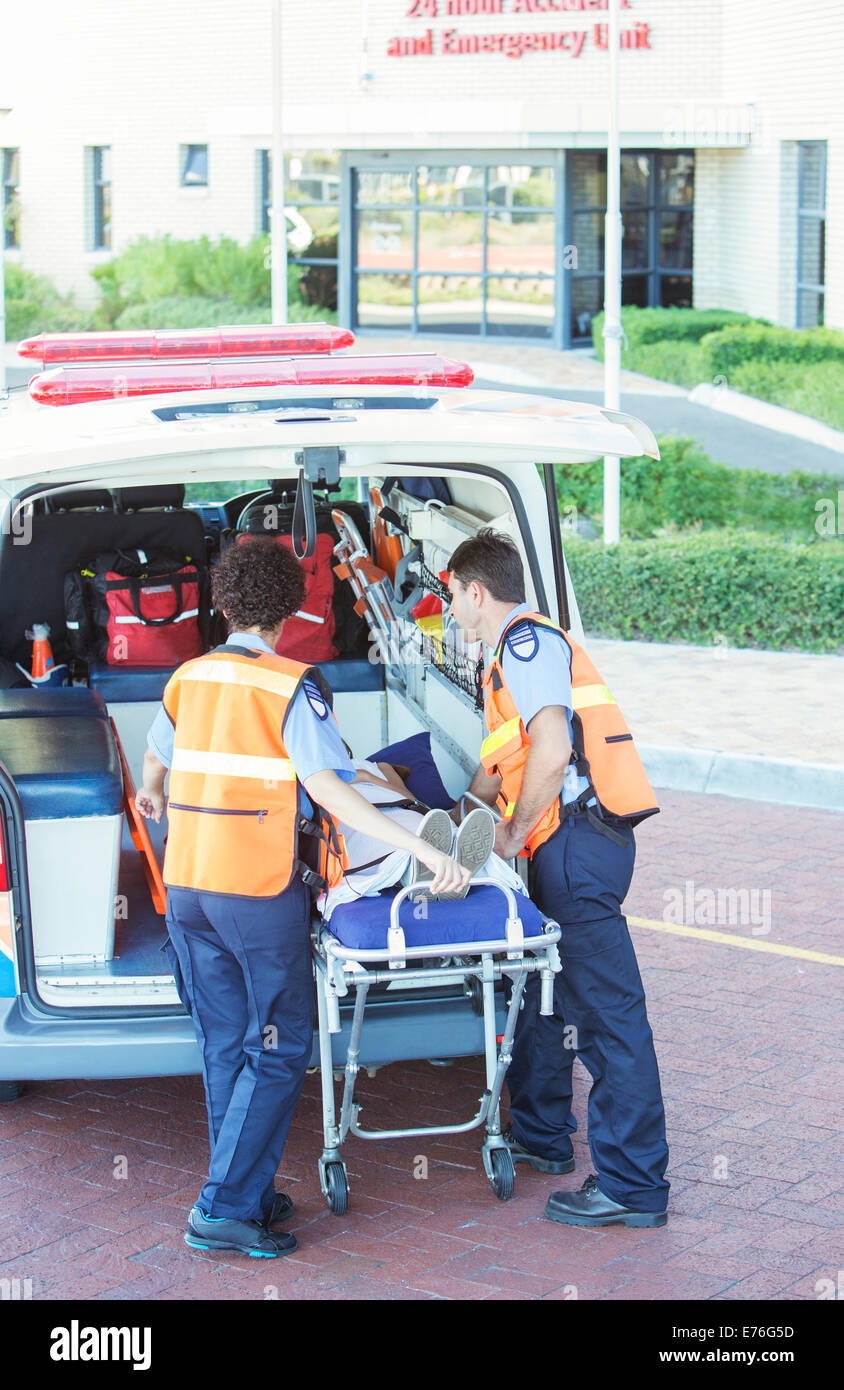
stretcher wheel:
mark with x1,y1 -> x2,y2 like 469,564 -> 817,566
489,1147 -> 515,1201
0,1081 -> 21,1103
464,976 -> 483,1016
325,1162 -> 349,1215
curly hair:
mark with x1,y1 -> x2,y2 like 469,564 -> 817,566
211,538 -> 306,633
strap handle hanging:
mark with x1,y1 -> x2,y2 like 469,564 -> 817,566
292,446 -> 343,560
126,573 -> 185,626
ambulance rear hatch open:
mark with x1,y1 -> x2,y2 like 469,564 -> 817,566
0,383 -> 657,1042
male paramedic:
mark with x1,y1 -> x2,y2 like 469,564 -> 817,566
446,529 -> 670,1229
137,539 -> 469,1259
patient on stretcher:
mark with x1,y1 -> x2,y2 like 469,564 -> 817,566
318,758 -> 527,922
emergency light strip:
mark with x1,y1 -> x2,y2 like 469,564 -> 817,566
19,324 -> 355,364
28,355 -> 475,406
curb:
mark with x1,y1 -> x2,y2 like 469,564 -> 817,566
640,744 -> 844,813
688,382 -> 844,455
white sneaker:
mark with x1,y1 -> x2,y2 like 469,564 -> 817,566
409,808 -> 454,903
436,806 -> 496,900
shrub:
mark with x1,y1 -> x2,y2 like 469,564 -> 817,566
114,297 -> 274,330
603,340 -> 707,390
725,360 -> 844,433
700,323 -> 844,376
552,436 -> 837,541
3,262 -> 93,338
90,235 -> 272,325
564,530 -> 843,653
592,306 -> 764,358
115,293 -> 331,330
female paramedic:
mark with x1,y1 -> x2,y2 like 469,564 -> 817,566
445,529 -> 670,1230
136,538 -> 469,1259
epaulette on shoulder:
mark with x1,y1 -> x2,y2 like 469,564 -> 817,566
504,621 -> 540,662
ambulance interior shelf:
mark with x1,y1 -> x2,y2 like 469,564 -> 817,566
351,486 -> 509,711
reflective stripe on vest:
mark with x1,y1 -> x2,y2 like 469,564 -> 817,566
175,658 -> 300,699
162,647 -> 313,897
571,683 -> 616,710
170,749 -> 296,782
482,611 -> 658,857
480,715 -> 522,764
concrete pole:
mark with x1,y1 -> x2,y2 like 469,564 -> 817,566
602,0 -> 622,545
270,0 -> 288,323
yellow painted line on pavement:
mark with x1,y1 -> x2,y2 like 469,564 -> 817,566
627,915 -> 844,967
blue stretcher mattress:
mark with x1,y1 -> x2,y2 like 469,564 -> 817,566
326,884 -> 545,950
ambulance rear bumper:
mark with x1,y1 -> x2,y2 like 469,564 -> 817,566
0,991 -> 503,1081
0,995 -> 202,1080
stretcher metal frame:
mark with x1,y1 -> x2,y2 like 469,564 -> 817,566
311,877 -> 562,1211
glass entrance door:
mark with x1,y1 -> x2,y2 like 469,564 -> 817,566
353,160 -> 558,339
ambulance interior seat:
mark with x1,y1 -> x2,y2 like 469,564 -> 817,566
112,485 -> 187,513
44,488 -> 114,513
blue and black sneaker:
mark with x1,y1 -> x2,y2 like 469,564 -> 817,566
502,1123 -> 576,1175
263,1191 -> 294,1230
185,1205 -> 297,1257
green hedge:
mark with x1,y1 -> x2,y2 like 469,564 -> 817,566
552,435 -> 838,541
592,306 -> 764,356
700,323 -> 844,375
589,309 -> 844,429
564,530 -> 844,653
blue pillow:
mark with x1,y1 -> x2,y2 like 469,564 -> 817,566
367,731 -> 455,811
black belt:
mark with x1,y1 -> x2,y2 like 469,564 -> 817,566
560,798 -> 631,848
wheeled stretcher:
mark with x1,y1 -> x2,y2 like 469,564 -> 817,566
311,878 -> 562,1212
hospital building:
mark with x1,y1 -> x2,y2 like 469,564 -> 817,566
1,0 -> 840,347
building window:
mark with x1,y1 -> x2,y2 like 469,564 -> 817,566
797,142 -> 826,328
567,150 -> 694,341
180,144 -> 208,187
2,148 -> 20,249
354,162 -> 556,339
90,146 -> 111,251
259,149 -> 339,312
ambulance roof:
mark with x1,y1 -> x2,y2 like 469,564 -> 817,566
0,384 -> 659,491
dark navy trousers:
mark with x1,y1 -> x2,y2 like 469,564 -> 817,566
507,814 -> 670,1213
164,878 -> 313,1222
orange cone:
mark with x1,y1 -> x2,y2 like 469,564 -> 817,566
26,624 -> 55,679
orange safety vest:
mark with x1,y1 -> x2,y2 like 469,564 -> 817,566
162,645 -> 346,897
481,610 -> 658,858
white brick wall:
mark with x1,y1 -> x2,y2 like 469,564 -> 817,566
0,0 -> 840,329
692,0 -> 843,329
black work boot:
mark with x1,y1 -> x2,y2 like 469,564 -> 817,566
545,1173 -> 668,1229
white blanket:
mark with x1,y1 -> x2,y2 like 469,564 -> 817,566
318,759 -> 527,921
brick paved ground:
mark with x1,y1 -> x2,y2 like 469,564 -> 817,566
0,790 -> 841,1302
587,638 -> 844,768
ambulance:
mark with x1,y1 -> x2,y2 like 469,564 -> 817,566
0,325 -> 658,1102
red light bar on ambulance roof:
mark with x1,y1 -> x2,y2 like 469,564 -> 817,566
28,354 -> 475,406
18,323 -> 355,364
